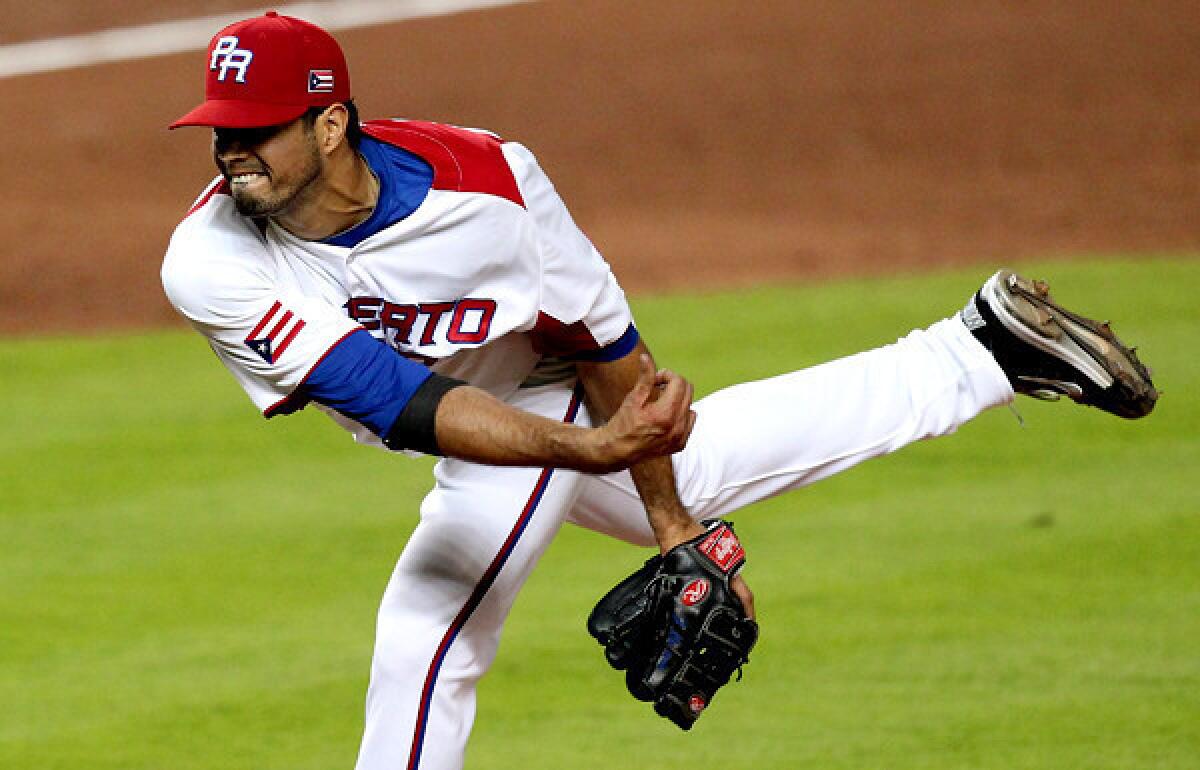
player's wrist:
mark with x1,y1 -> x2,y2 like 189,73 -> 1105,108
584,422 -> 626,473
653,519 -> 705,553
539,421 -> 619,474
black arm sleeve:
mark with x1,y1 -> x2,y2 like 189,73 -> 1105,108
382,373 -> 467,455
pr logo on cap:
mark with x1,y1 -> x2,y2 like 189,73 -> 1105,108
210,36 -> 254,83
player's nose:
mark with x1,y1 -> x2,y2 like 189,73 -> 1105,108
212,128 -> 257,160
213,143 -> 257,176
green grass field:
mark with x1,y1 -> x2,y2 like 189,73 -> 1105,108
2,258 -> 1197,769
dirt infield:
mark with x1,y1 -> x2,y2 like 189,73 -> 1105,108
1,0 -> 1197,334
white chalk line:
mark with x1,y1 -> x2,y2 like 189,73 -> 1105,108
0,0 -> 534,79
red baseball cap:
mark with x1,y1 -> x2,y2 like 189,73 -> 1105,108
170,11 -> 351,129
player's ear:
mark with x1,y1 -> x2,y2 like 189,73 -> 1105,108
315,104 -> 349,155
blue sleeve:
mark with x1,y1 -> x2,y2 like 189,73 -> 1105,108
301,329 -> 434,437
569,324 -> 640,363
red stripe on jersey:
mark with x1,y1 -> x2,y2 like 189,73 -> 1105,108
247,301 -> 283,341
361,120 -> 525,208
273,319 -> 306,360
266,309 -> 295,342
529,311 -> 600,357
184,178 -> 231,219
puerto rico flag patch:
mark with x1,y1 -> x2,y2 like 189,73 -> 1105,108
308,69 -> 335,93
245,301 -> 306,364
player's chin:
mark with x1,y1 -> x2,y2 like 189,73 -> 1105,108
230,188 -> 282,218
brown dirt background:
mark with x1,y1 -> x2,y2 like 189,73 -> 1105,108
1,0 -> 1197,335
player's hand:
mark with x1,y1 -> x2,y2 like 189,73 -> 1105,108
732,573 -> 755,620
593,354 -> 696,472
657,515 -> 758,623
655,521 -> 757,623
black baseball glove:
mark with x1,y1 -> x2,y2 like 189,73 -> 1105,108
587,521 -> 758,730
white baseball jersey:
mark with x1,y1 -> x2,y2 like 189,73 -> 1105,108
163,120 -> 636,446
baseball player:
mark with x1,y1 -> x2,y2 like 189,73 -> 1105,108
163,12 -> 1156,770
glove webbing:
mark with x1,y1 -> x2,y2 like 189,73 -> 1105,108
652,606 -> 755,729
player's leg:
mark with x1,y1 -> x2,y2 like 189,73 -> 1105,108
354,385 -> 589,770
570,314 -> 1005,543
569,270 -> 1156,544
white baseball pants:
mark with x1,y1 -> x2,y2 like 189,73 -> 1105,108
353,317 -> 1013,770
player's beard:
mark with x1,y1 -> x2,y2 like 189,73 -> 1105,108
228,138 -> 323,219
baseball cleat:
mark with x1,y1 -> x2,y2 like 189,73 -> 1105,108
962,269 -> 1158,418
